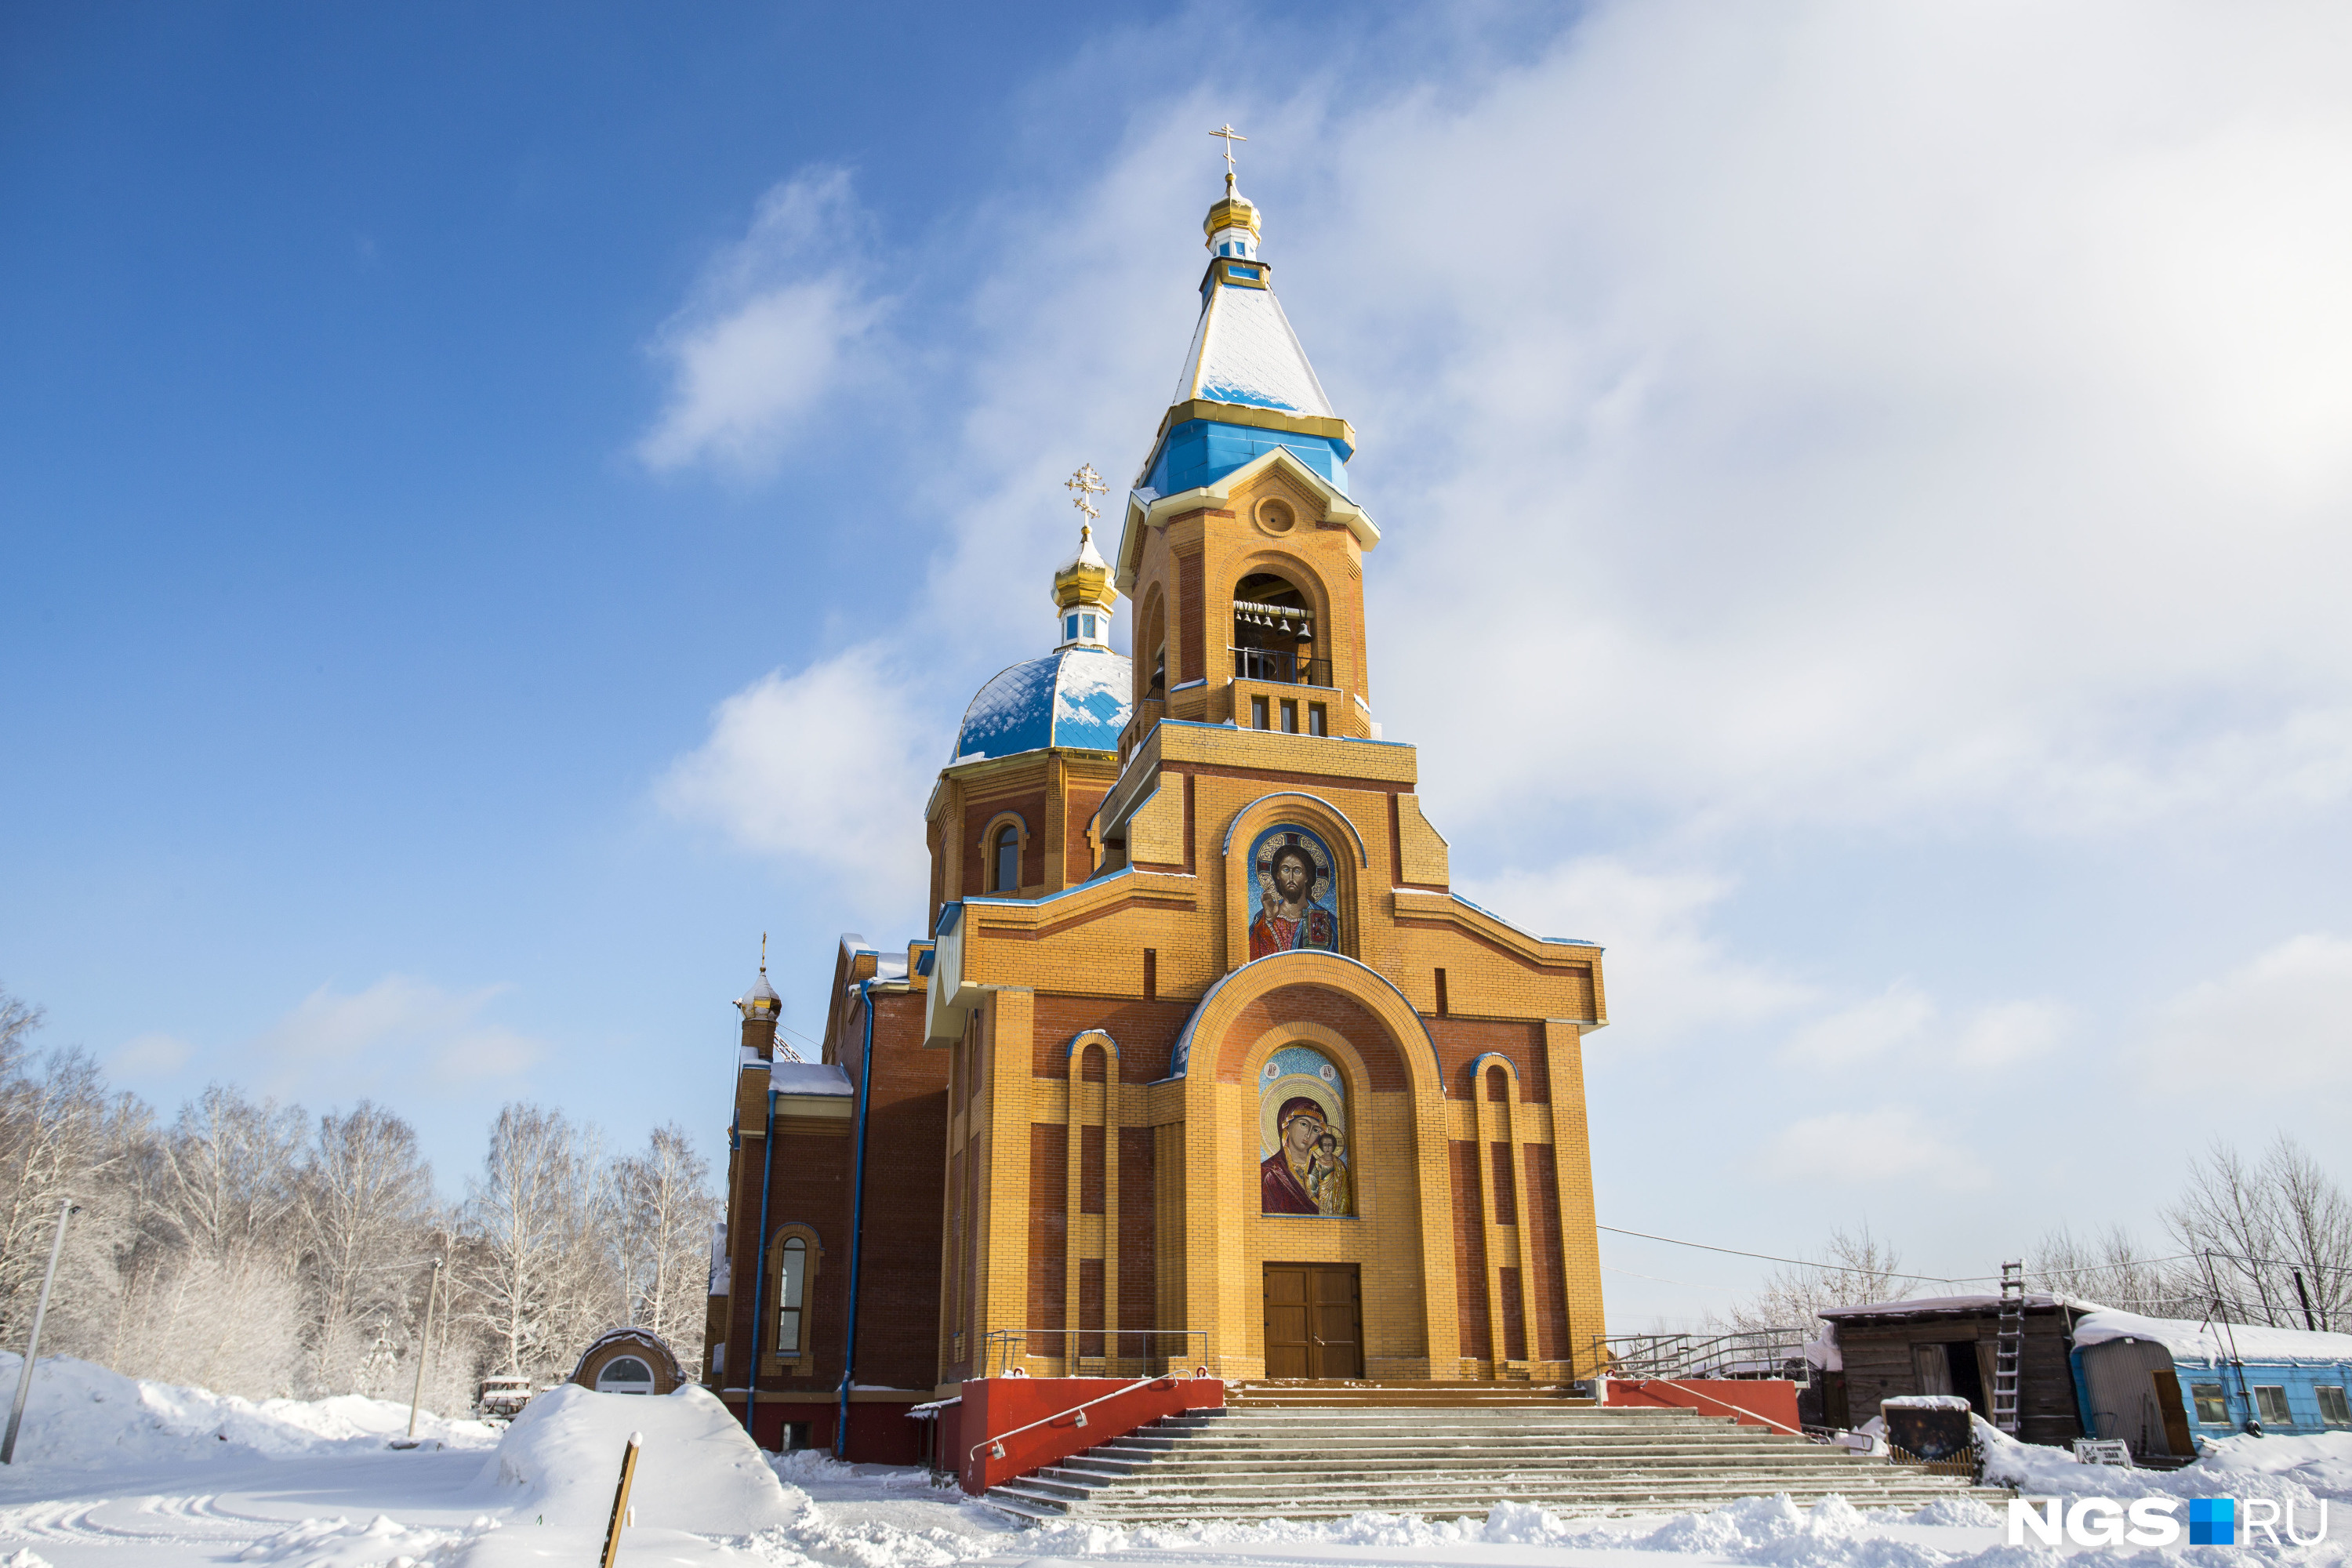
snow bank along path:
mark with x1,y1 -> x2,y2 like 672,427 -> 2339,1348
0,1352 -> 495,1468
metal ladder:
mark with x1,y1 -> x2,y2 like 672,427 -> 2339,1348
1991,1261 -> 2024,1435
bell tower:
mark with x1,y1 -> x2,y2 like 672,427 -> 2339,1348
1114,168 -> 1381,760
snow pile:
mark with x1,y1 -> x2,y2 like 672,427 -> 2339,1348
1977,1416 -> 2335,1520
0,1352 -> 495,1468
470,1384 -> 797,1534
2198,1429 -> 2352,1502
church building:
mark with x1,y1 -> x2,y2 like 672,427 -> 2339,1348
705,166 -> 1612,1461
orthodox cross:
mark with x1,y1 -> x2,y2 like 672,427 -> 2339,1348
1210,124 -> 1247,180
1065,463 -> 1105,526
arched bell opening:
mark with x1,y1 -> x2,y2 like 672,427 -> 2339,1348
1232,567 -> 1329,707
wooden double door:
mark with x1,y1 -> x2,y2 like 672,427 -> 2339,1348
1263,1262 -> 1362,1379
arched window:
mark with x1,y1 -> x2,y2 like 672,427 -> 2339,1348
596,1355 -> 654,1394
993,825 -> 1020,892
777,1236 -> 807,1353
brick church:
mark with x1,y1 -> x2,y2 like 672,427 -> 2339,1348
704,168 -> 1612,1460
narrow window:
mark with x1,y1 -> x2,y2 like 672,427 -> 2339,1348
1142,948 -> 1158,1000
1308,702 -> 1327,736
993,825 -> 1019,891
777,1236 -> 807,1352
1250,695 -> 1269,729
2318,1385 -> 2350,1425
1065,614 -> 1078,641
1150,645 -> 1166,696
1434,968 -> 1449,1017
1082,613 -> 1097,638
1279,699 -> 1298,733
2191,1382 -> 2229,1424
2254,1385 -> 2292,1425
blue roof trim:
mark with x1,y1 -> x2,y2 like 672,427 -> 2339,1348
1447,892 -> 1605,953
962,865 -> 1138,909
1468,1050 -> 1522,1083
1062,1030 -> 1121,1059
1142,419 -> 1352,500
1218,790 -> 1370,867
1171,678 -> 1207,692
1166,950 -> 1443,1090
934,902 -> 964,937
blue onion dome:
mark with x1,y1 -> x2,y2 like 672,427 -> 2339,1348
953,646 -> 1131,762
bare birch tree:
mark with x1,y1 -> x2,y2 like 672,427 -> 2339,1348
454,1104 -> 620,1382
611,1123 -> 717,1376
296,1102 -> 438,1394
1716,1225 -> 1914,1332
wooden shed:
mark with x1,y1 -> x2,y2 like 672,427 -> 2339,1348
1818,1294 -> 2084,1446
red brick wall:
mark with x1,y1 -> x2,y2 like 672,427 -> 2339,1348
1080,1124 -> 1105,1214
1490,1141 -> 1517,1224
1031,995 -> 1196,1082
1079,1258 -> 1105,1356
1429,1018 -> 1551,1102
1523,1142 -> 1570,1362
1449,1140 -> 1491,1360
1499,1267 -> 1526,1362
1028,1123 -> 1066,1356
1213,985 -> 1411,1089
1118,1127 -> 1156,1359
1178,549 -> 1203,683
837,993 -> 949,1392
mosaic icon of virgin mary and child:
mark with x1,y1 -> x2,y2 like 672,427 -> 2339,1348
1259,1046 -> 1352,1216
1247,826 -> 1338,960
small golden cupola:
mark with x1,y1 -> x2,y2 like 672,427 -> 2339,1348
736,935 -> 782,1057
1052,465 -> 1116,651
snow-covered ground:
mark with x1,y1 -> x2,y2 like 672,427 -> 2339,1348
2,1356 -> 2348,1568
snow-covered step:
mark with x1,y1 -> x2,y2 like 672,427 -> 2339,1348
979,1400 -> 2003,1525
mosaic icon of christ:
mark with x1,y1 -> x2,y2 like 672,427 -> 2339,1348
1248,828 -> 1338,960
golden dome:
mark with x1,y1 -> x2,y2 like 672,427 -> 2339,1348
1203,172 -> 1261,248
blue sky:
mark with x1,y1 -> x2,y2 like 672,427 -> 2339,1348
7,2 -> 2352,1330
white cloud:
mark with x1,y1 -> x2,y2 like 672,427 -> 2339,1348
107,1031 -> 193,1080
252,975 -> 546,1102
2149,931 -> 2352,1091
637,169 -> 887,477
1781,983 -> 1933,1068
655,647 -> 934,909
1254,2 -> 2352,841
1953,998 -> 2069,1069
1457,858 -> 1816,1046
1762,1105 -> 1985,1189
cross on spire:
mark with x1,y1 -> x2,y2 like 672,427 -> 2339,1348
1065,463 -> 1105,528
1210,124 -> 1247,182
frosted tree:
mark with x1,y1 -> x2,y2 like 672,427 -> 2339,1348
611,1123 -> 717,1377
2027,1223 -> 2200,1316
453,1103 -> 621,1383
0,989 -> 127,1341
1717,1226 -> 1914,1334
294,1102 -> 438,1395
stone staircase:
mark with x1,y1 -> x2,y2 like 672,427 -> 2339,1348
980,1386 -> 2007,1523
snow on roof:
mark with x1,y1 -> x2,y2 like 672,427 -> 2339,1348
1820,1293 -> 2073,1319
1171,280 -> 1334,417
953,646 -> 1131,762
766,1062 -> 853,1098
2071,1308 -> 2352,1367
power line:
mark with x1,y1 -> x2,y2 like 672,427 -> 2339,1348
1599,1223 -> 2212,1287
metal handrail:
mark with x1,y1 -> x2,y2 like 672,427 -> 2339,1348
967,1373 -> 1196,1466
1592,1327 -> 1815,1385
1613,1375 -> 1814,1440
978,1327 -> 1206,1376
1229,647 -> 1334,688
